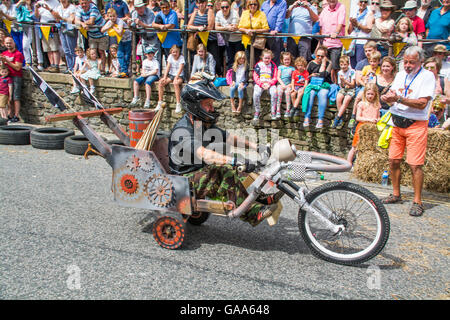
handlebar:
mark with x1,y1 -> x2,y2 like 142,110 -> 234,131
300,151 -> 352,173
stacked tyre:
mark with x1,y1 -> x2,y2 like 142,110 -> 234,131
0,125 -> 35,145
64,135 -> 108,155
30,127 -> 75,150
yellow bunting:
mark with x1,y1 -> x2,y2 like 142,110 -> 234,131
393,42 -> 407,57
79,27 -> 88,39
340,38 -> 353,51
157,32 -> 167,44
2,19 -> 11,34
198,31 -> 209,47
107,26 -> 122,43
40,26 -> 51,41
242,34 -> 251,49
291,36 -> 301,45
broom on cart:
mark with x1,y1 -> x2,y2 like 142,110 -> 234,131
135,103 -> 167,151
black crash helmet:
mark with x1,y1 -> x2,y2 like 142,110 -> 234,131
180,80 -> 226,123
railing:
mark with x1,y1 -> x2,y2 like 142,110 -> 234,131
7,20 -> 449,78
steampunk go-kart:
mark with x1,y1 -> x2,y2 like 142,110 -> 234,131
46,108 -> 390,266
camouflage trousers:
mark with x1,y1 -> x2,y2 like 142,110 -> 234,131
184,164 -> 264,226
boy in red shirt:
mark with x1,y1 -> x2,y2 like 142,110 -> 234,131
0,65 -> 13,119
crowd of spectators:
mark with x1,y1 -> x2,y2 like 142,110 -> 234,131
0,0 -> 448,130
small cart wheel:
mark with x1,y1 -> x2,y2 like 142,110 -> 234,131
187,212 -> 210,226
152,216 -> 185,250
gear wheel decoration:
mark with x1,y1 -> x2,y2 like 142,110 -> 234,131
144,174 -> 175,208
126,154 -> 141,172
120,174 -> 138,195
139,155 -> 154,173
114,168 -> 143,202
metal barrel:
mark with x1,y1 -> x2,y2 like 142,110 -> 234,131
128,109 -> 155,147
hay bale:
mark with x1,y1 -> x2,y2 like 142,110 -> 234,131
354,125 -> 450,193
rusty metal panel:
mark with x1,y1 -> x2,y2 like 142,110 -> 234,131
111,145 -> 192,216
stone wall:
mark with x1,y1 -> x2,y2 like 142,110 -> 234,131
21,71 -> 354,156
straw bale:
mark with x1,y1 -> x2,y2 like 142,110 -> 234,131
353,125 -> 450,193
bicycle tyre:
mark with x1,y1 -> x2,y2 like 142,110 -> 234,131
298,181 -> 390,266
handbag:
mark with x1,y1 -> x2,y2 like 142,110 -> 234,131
253,36 -> 266,50
187,32 -> 198,52
250,15 -> 266,50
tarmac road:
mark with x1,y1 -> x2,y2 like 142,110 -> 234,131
0,143 -> 449,301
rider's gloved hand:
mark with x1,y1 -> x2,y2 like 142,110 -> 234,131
243,159 -> 257,173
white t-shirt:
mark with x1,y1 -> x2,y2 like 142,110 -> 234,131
36,0 -> 60,23
390,68 -> 436,120
55,3 -> 77,21
74,55 -> 87,71
167,54 -> 185,77
142,57 -> 160,77
338,68 -> 356,87
215,10 -> 240,43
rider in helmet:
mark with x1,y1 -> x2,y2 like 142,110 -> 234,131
168,80 -> 275,226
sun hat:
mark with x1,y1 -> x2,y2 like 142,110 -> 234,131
379,0 -> 395,9
433,44 -> 449,55
134,0 -> 146,8
401,0 -> 418,10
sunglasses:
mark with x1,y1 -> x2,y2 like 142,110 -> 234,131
249,3 -> 258,6
316,54 -> 325,57
371,2 -> 379,4
424,65 -> 436,70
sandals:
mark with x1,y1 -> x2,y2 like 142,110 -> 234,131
409,202 -> 424,217
382,194 -> 403,204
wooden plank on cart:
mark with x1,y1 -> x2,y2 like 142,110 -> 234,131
45,108 -> 123,123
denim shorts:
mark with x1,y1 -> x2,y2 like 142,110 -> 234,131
135,75 -> 159,86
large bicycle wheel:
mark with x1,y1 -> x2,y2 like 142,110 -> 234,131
298,181 -> 390,266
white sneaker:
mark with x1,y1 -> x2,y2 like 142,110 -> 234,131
70,87 -> 80,94
143,100 -> 151,108
175,103 -> 182,113
130,97 -> 140,107
89,86 -> 95,94
155,101 -> 163,110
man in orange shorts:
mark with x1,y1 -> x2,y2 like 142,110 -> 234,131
381,46 -> 436,217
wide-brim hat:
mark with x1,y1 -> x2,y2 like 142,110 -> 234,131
401,0 -> 417,10
433,44 -> 449,55
134,0 -> 146,8
380,0 -> 395,9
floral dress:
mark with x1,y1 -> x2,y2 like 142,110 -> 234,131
81,59 -> 102,80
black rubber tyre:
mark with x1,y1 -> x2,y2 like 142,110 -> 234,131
186,212 -> 210,226
152,216 -> 185,250
0,118 -> 8,126
107,139 -> 125,146
0,125 -> 35,145
64,135 -> 108,155
30,127 -> 75,150
298,181 -> 390,266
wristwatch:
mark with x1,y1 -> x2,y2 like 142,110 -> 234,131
397,96 -> 403,104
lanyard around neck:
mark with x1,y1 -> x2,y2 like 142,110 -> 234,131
403,67 -> 422,98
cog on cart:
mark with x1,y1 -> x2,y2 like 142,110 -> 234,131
144,174 -> 175,208
139,155 -> 154,173
126,154 -> 141,172
114,168 -> 143,202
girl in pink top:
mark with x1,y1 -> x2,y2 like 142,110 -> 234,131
252,49 -> 278,121
347,83 -> 381,165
